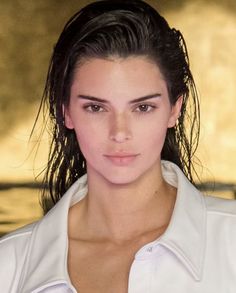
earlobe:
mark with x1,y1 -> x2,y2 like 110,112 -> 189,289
63,104 -> 74,129
167,96 -> 183,128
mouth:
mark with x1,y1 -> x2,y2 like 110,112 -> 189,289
104,153 -> 139,165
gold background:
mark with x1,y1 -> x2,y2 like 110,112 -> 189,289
0,0 -> 236,235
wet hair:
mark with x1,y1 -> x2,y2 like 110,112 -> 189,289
37,0 -> 200,213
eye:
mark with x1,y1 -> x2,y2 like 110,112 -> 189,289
135,104 -> 156,113
83,104 -> 105,113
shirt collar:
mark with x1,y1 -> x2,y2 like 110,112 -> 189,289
19,174 -> 88,292
159,161 -> 206,281
20,161 -> 206,292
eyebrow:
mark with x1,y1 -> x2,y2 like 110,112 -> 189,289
78,93 -> 161,104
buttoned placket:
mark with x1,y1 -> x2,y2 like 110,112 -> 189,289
128,242 -> 167,293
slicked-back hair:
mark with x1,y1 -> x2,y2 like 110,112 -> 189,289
38,0 -> 200,213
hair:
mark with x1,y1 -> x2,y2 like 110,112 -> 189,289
36,0 -> 200,213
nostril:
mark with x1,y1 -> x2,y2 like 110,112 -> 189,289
109,114 -> 132,142
109,130 -> 132,142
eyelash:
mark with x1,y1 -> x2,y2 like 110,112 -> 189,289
135,104 -> 156,114
83,104 -> 105,113
83,103 -> 157,114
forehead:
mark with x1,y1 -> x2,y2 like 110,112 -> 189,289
71,56 -> 168,99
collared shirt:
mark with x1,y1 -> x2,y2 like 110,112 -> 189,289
0,161 -> 236,292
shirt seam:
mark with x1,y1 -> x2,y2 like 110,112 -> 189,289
30,280 -> 71,292
206,210 -> 236,217
0,230 -> 32,244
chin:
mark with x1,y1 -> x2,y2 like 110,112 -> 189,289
101,170 -> 143,186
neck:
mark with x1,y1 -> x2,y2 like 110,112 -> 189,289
70,162 -> 176,243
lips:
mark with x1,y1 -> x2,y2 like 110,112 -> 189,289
104,153 -> 139,165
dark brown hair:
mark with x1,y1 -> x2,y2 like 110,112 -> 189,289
37,0 -> 200,213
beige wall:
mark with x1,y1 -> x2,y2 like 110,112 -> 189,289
165,2 -> 236,182
0,0 -> 235,183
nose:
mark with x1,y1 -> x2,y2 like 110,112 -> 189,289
109,113 -> 132,143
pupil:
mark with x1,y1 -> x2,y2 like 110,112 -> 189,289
141,105 -> 148,111
93,105 -> 100,111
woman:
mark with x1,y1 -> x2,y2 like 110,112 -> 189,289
1,0 -> 236,292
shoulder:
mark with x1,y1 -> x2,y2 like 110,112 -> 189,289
0,222 -> 35,256
0,222 -> 35,248
0,223 -> 35,290
204,195 -> 236,217
203,195 -> 236,244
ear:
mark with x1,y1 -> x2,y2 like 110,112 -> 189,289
63,104 -> 74,129
167,96 -> 183,128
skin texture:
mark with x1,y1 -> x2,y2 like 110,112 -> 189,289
65,56 -> 182,292
65,57 -> 181,186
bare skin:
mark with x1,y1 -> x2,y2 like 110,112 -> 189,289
68,176 -> 177,293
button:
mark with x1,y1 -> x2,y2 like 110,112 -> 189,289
146,246 -> 153,252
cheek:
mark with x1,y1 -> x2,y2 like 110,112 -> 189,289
73,123 -> 106,158
134,120 -> 168,167
143,128 -> 167,155
137,117 -> 169,148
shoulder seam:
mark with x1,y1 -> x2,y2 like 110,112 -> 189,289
0,230 -> 32,244
207,210 -> 236,217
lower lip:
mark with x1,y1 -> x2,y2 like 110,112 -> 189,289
105,155 -> 138,165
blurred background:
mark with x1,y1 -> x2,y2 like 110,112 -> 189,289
0,0 -> 236,236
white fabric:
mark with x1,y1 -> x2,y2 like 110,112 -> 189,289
0,161 -> 236,292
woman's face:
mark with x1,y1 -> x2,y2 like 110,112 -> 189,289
65,57 -> 181,185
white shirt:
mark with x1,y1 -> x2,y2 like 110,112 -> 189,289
0,161 -> 236,292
